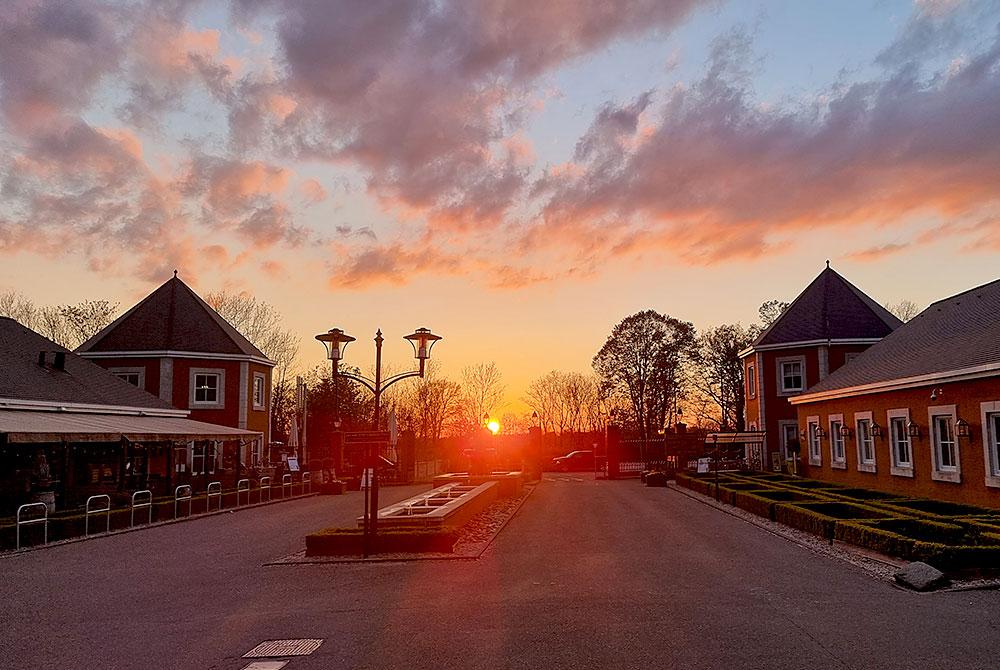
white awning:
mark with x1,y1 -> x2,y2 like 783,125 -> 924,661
0,410 -> 261,444
704,431 -> 768,445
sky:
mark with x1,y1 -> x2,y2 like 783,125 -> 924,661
1,0 -> 1000,410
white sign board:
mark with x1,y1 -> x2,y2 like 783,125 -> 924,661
287,457 -> 300,472
360,468 -> 373,489
696,458 -> 711,474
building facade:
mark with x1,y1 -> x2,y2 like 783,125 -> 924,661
791,278 -> 1000,509
77,274 -> 274,472
740,265 -> 901,470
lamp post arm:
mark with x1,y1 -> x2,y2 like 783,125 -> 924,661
336,370 -> 377,395
381,369 -> 424,390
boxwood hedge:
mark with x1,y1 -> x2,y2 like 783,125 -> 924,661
773,501 -> 899,540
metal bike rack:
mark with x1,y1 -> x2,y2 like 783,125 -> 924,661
175,485 -> 192,519
131,490 -> 153,527
16,502 -> 48,550
206,481 -> 222,512
236,479 -> 250,506
259,476 -> 271,503
282,474 -> 292,498
85,495 -> 111,536
302,472 -> 311,494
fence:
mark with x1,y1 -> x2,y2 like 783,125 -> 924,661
206,482 -> 222,512
236,479 -> 250,506
174,485 -> 193,519
301,472 -> 311,495
131,490 -> 153,527
259,476 -> 271,503
16,502 -> 48,550
282,474 -> 292,499
85,495 -> 111,536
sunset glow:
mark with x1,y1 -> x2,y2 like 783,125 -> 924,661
1,0 -> 999,406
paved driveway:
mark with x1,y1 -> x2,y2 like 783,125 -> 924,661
2,478 -> 997,669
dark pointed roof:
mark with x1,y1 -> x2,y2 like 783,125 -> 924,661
76,276 -> 271,362
750,266 -> 902,349
799,277 -> 1000,396
0,317 -> 176,411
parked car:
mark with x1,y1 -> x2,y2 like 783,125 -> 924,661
551,450 -> 595,472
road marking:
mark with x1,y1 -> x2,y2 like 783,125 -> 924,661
242,662 -> 288,670
243,639 -> 324,658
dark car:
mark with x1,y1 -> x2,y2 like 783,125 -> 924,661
551,450 -> 595,472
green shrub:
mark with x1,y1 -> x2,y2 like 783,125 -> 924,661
880,499 -> 1000,519
645,472 -> 669,487
835,520 -> 918,559
778,479 -> 845,490
773,501 -> 898,540
830,488 -> 905,502
731,490 -> 820,520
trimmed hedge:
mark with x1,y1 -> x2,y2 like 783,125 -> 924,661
305,527 -> 460,556
775,479 -> 845,490
731,489 -> 822,520
773,501 -> 898,540
828,488 -> 905,502
878,498 -> 1000,519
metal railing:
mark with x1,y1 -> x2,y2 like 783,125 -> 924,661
85,495 -> 111,536
16,502 -> 48,550
282,474 -> 292,499
236,479 -> 250,506
259,476 -> 271,503
206,481 -> 222,512
301,472 -> 311,494
131,490 -> 153,527
175,485 -> 192,519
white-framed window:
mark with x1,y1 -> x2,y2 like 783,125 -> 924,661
252,372 -> 267,411
747,364 -> 756,399
855,411 -> 876,473
192,441 -> 218,475
928,405 -> 960,483
807,416 -> 822,466
776,356 -> 806,395
981,401 -> 1000,488
189,368 -> 225,408
829,414 -> 846,469
887,408 -> 913,477
251,437 -> 264,468
779,421 -> 799,460
174,444 -> 188,473
110,367 -> 145,389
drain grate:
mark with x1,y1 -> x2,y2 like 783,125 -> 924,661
242,662 -> 288,670
243,639 -> 324,658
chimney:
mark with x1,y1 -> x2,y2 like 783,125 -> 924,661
53,351 -> 66,370
37,351 -> 67,370
37,351 -> 46,367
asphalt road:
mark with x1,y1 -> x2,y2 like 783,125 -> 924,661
2,478 -> 998,669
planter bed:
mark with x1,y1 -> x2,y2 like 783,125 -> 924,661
826,488 -> 905,502
731,489 -> 822,520
877,499 -> 1000,520
773,501 -> 900,540
775,479 -> 845,490
305,527 -> 460,556
836,518 -> 1000,572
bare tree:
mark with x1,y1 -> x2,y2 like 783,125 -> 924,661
0,291 -> 118,349
691,323 -> 756,431
461,362 -> 506,426
758,300 -> 790,328
204,290 -> 300,383
885,299 -> 921,322
592,310 -> 697,440
393,363 -> 464,444
524,370 -> 604,434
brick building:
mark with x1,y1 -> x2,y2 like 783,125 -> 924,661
77,274 -> 274,471
0,318 -> 259,513
740,265 -> 901,470
791,278 -> 1000,509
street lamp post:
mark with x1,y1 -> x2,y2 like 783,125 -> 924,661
316,326 -> 442,558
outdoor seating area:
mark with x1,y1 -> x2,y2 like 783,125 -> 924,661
675,471 -> 1000,573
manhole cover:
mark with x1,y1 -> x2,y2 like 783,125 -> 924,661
243,639 -> 324,658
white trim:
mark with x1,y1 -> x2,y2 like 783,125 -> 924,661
829,414 -> 847,469
776,355 -> 807,396
791,361 -> 1000,404
746,362 -> 756,399
755,352 -> 765,433
0,397 -> 187,418
189,368 -> 225,409
854,411 -> 876,473
928,404 -> 960,483
79,349 -> 275,367
887,408 -> 914,478
739,338 -> 883,359
981,401 -> 1000,489
806,415 -> 822,466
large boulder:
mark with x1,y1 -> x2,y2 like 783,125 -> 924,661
894,562 -> 948,591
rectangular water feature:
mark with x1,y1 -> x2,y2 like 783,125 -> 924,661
359,482 -> 499,530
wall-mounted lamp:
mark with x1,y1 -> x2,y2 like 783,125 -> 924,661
930,388 -> 943,401
956,418 -> 972,439
871,421 -> 882,438
816,427 -> 827,439
907,420 -> 921,438
839,425 -> 852,438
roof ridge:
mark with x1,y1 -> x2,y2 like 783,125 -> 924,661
176,280 -> 269,359
926,276 -> 1000,308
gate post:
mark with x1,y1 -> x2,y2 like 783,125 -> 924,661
606,425 -> 622,480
